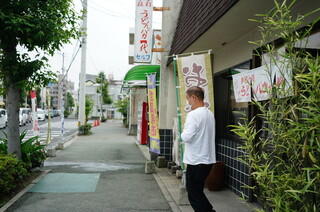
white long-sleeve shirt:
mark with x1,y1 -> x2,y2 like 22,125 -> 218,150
181,107 -> 216,165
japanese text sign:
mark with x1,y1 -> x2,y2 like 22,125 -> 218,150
134,0 -> 153,63
147,73 -> 160,154
177,53 -> 214,127
232,62 -> 293,103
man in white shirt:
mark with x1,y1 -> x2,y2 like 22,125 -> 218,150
181,86 -> 216,212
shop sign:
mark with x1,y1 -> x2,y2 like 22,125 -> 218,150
232,62 -> 293,102
177,53 -> 214,127
147,73 -> 160,154
134,0 -> 153,63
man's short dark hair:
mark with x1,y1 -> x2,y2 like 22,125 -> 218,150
186,86 -> 204,100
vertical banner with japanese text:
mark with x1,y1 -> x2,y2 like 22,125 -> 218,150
151,30 -> 162,64
177,53 -> 214,127
134,0 -> 153,63
30,89 -> 39,138
147,73 -> 160,154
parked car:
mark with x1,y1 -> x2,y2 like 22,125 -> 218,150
0,109 -> 7,129
19,108 -> 27,126
44,109 -> 54,118
21,108 -> 32,123
37,109 -> 46,121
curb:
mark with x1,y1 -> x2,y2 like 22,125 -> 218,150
153,172 -> 182,212
134,138 -> 183,212
0,131 -> 79,212
0,170 -> 51,212
45,131 -> 78,157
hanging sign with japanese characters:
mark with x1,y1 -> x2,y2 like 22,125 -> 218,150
147,73 -> 160,154
232,62 -> 293,103
177,53 -> 214,127
134,0 -> 153,63
151,30 -> 162,64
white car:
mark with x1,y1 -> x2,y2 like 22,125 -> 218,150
37,109 -> 46,121
20,108 -> 32,123
19,108 -> 27,126
0,109 -> 7,129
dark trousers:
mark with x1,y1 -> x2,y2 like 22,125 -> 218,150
186,164 -> 213,212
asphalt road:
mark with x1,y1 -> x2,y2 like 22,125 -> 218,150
0,117 -> 78,145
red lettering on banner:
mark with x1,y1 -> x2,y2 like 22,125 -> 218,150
276,76 -> 285,87
182,63 -> 208,87
137,0 -> 143,6
182,62 -> 210,112
140,43 -> 149,54
145,0 -> 151,6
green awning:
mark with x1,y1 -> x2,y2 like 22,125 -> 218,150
123,65 -> 160,83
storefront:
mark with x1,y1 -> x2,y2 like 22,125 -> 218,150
122,65 -> 160,137
160,0 -> 320,200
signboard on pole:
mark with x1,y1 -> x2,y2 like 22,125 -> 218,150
30,89 -> 39,138
147,73 -> 160,154
134,0 -> 153,63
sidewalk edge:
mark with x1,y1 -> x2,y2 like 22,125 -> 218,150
0,169 -> 51,212
153,173 -> 182,212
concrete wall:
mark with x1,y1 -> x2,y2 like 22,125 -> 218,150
159,0 -> 184,129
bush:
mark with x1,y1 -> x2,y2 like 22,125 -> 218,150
78,123 -> 92,135
0,131 -> 46,170
231,2 -> 320,211
0,154 -> 28,196
64,110 -> 70,118
101,116 -> 107,122
20,131 -> 46,170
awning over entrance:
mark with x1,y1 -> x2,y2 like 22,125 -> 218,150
123,65 -> 160,88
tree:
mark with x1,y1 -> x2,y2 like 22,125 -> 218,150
0,1 -> 80,158
65,92 -> 75,113
85,95 -> 93,123
96,72 -> 112,119
114,98 -> 129,126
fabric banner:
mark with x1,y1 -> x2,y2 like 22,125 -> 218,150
232,62 -> 293,103
147,73 -> 160,154
151,30 -> 162,64
232,71 -> 254,102
134,0 -> 153,63
272,62 -> 294,98
177,53 -> 214,127
30,89 -> 39,137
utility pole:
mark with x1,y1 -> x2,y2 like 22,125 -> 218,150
78,0 -> 88,126
61,53 -> 65,136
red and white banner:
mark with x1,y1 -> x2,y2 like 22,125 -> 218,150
30,89 -> 39,137
232,62 -> 293,103
151,30 -> 162,64
134,0 -> 153,63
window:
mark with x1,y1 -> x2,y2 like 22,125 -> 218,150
214,61 -> 251,140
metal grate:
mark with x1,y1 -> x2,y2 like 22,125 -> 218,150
216,138 -> 251,199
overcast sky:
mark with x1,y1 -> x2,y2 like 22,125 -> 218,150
48,0 -> 162,89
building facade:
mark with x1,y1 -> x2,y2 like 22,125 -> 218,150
159,0 -> 320,200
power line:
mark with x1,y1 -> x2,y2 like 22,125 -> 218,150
58,42 -> 81,87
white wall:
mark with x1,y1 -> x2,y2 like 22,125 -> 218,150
159,0 -> 184,129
